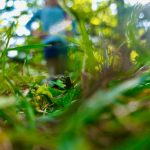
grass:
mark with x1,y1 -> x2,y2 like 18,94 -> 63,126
0,1 -> 150,150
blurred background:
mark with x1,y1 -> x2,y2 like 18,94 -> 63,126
1,0 -> 150,71
0,1 -> 149,50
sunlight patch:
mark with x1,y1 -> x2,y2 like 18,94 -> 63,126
7,50 -> 18,58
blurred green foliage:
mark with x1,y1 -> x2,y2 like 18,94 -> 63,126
0,0 -> 150,150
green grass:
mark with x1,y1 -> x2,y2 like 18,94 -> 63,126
0,1 -> 150,150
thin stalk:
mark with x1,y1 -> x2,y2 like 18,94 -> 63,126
1,22 -> 15,76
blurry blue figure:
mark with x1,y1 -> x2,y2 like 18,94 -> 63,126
26,0 -> 76,76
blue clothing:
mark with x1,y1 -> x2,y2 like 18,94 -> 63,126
44,42 -> 67,59
26,6 -> 77,59
26,6 -> 68,44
